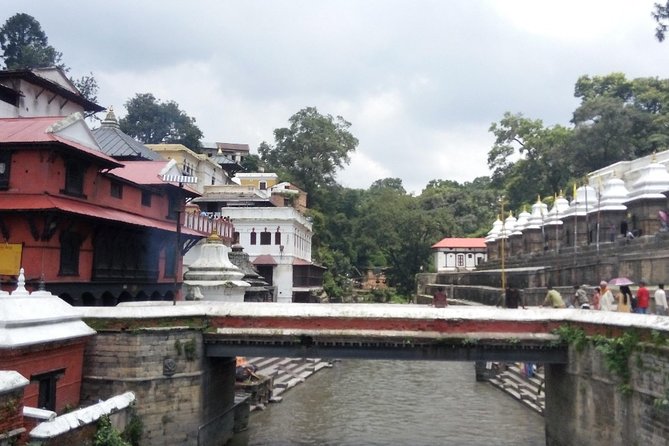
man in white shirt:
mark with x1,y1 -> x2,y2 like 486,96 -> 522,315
599,281 -> 617,311
655,283 -> 667,316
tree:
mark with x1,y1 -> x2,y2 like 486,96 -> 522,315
0,13 -> 63,69
487,112 -> 574,211
653,1 -> 669,42
258,107 -> 358,207
120,93 -> 203,150
72,72 -> 99,105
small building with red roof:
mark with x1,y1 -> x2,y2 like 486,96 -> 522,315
431,237 -> 487,272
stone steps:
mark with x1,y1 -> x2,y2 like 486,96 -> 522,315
488,363 -> 545,415
242,357 -> 332,408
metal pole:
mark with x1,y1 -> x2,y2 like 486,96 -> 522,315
500,196 -> 506,291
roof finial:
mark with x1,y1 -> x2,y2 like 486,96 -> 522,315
101,106 -> 120,129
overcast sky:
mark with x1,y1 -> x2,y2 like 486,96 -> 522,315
7,1 -> 669,193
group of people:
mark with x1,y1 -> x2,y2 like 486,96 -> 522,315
595,280 -> 667,315
433,280 -> 669,314
492,281 -> 668,315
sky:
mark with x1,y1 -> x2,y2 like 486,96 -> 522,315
5,0 -> 669,194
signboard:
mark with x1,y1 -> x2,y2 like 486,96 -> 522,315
0,243 -> 22,275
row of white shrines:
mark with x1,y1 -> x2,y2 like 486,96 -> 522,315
484,151 -> 669,259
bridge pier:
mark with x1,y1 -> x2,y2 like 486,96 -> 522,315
80,328 -> 237,446
544,343 -> 669,446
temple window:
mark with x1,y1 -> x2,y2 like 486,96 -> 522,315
260,230 -> 271,245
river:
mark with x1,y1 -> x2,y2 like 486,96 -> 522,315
230,359 -> 545,446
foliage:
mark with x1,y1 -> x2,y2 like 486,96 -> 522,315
120,93 -> 203,150
0,13 -> 63,69
122,407 -> 143,446
258,107 -> 358,208
94,415 -> 131,446
653,1 -> 669,42
554,325 -> 588,352
72,72 -> 99,104
592,331 -> 640,394
487,112 -> 574,211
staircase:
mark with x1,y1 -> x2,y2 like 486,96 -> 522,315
487,363 -> 545,415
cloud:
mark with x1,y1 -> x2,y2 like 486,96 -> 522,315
7,0 -> 669,195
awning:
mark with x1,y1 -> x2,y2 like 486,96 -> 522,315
0,194 -> 204,237
293,258 -> 327,269
252,255 -> 277,266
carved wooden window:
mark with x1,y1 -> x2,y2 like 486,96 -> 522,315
110,180 -> 123,199
59,231 -> 81,276
141,190 -> 152,207
62,160 -> 86,197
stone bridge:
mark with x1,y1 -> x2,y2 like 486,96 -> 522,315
80,302 -> 669,446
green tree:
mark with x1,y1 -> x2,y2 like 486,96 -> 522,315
571,74 -> 669,167
258,107 -> 358,207
488,112 -> 574,211
120,93 -> 203,150
653,1 -> 669,41
0,13 -> 63,69
72,72 -> 99,105
355,179 -> 447,295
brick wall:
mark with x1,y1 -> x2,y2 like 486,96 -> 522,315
0,387 -> 25,444
545,343 -> 669,446
1,340 -> 87,413
81,329 -> 235,446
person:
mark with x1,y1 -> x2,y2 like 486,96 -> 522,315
655,283 -> 667,316
433,287 -> 448,308
573,285 -> 590,309
542,285 -> 566,308
635,280 -> 650,314
599,281 -> 616,311
616,285 -> 632,313
591,286 -> 601,310
504,283 -> 525,309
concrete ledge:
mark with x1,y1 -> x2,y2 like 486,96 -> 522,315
30,391 -> 135,439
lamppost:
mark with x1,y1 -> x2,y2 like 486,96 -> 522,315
499,195 -> 506,292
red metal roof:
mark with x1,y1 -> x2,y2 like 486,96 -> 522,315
0,194 -> 204,237
431,237 -> 487,249
110,161 -> 200,196
111,161 -> 173,185
0,116 -> 121,167
252,255 -> 277,266
292,258 -> 311,265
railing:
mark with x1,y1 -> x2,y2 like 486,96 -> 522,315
183,212 -> 235,241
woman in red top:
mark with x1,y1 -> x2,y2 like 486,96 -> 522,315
636,280 -> 650,314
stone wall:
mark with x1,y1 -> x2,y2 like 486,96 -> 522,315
421,232 -> 669,307
545,343 -> 669,446
81,329 -> 235,446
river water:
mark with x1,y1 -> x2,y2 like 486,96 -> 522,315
230,359 -> 545,446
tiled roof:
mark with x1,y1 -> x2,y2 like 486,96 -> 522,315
92,109 -> 163,161
431,237 -> 487,249
0,193 -> 204,236
0,116 -> 121,167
